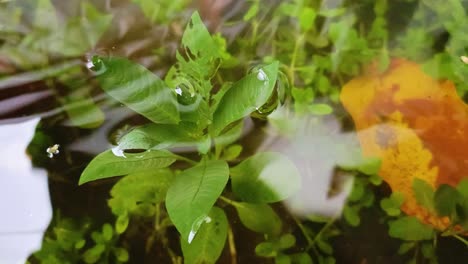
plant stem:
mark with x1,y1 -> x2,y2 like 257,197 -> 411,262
219,195 -> 239,206
227,224 -> 238,264
453,234 -> 468,247
172,153 -> 197,165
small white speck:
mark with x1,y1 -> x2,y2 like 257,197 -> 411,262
175,87 -> 183,95
46,144 -> 60,158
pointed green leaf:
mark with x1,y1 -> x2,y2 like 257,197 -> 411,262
96,57 -> 180,124
213,61 -> 279,135
230,152 -> 300,203
412,178 -> 435,212
79,149 -> 176,185
166,160 -> 229,241
234,203 -> 282,235
181,207 -> 228,264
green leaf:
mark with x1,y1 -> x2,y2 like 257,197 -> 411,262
114,247 -> 129,262
290,253 -> 313,264
79,149 -> 176,185
108,169 -> 173,217
308,103 -> 333,115
166,160 -> 229,242
166,12 -> 225,97
243,2 -> 259,21
230,152 -> 300,203
83,244 -> 105,264
457,179 -> 468,197
115,214 -> 129,234
95,56 -> 180,124
434,184 -> 462,218
212,61 -> 279,135
222,144 -> 243,161
388,216 -> 434,241
255,242 -> 276,257
234,203 -> 282,236
102,223 -> 113,242
398,242 -> 415,255
380,192 -> 405,216
279,234 -> 296,249
181,207 -> 228,264
118,123 -> 200,150
343,205 -> 360,227
299,7 -> 316,32
276,254 -> 292,264
412,178 -> 435,212
316,239 -> 333,255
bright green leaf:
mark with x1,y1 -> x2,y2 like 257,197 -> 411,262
166,160 -> 229,242
255,242 -> 276,257
79,149 -> 176,185
181,207 -> 228,264
115,214 -> 129,234
212,61 -> 279,135
231,152 -> 300,203
114,247 -> 129,262
308,103 -> 333,115
299,8 -> 316,32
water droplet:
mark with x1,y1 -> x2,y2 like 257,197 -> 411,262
175,87 -> 183,95
175,84 -> 197,106
46,144 -> 60,158
257,68 -> 268,82
86,55 -> 107,75
187,215 -> 212,244
111,146 -> 126,158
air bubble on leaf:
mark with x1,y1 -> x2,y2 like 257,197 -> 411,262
111,146 -> 126,158
86,55 -> 107,75
257,68 -> 268,82
187,215 -> 212,244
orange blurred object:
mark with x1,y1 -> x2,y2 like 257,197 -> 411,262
340,58 -> 468,229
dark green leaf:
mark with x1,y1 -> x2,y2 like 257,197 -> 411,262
397,242 -> 415,255
231,152 -> 300,203
166,160 -> 229,242
434,184 -> 462,217
235,203 -> 282,235
96,57 -> 180,124
212,61 -> 279,135
79,150 -> 176,185
388,216 -> 434,241
316,239 -> 333,255
275,254 -> 292,264
181,207 -> 228,264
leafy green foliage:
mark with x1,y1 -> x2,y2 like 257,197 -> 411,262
108,169 -> 173,222
230,152 -> 300,203
83,223 -> 129,264
79,149 -> 176,185
95,56 -> 180,124
166,160 -> 229,242
132,0 -> 189,24
412,178 -> 435,212
181,207 -> 228,264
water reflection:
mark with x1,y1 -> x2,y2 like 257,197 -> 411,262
0,118 -> 51,264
